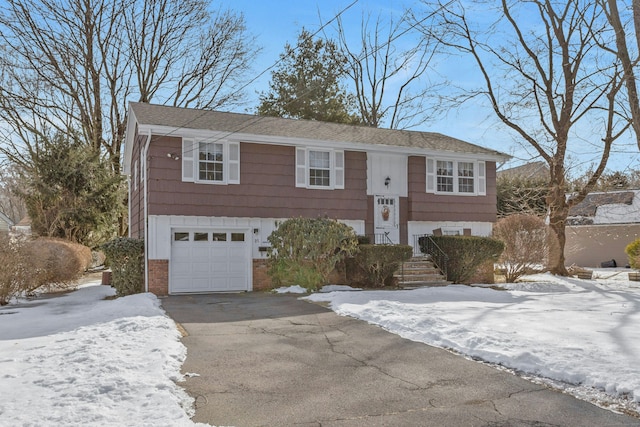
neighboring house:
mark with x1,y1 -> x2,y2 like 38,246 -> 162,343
496,161 -> 549,181
0,211 -> 14,234
123,102 -> 510,295
565,190 -> 640,268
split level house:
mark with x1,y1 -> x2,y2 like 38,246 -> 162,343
123,102 -> 509,295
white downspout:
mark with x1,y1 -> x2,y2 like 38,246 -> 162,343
143,130 -> 151,293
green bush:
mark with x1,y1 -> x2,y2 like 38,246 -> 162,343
267,217 -> 359,292
421,236 -> 504,284
101,237 -> 144,296
349,244 -> 412,287
625,238 -> 640,269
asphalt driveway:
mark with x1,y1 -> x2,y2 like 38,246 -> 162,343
161,292 -> 639,427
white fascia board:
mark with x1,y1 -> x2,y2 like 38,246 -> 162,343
138,124 -> 511,164
122,106 -> 139,176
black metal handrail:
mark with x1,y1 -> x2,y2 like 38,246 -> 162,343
361,233 -> 394,245
414,234 -> 448,280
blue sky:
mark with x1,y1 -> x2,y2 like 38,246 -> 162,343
218,0 -> 640,177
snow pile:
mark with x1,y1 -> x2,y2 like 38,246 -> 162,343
272,285 -> 308,294
304,272 -> 640,412
0,282 -> 210,426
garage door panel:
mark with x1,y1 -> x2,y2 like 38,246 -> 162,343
170,229 -> 249,293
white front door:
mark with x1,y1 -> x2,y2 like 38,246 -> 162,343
374,195 -> 399,244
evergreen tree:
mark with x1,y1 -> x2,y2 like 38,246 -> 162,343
258,29 -> 360,124
16,132 -> 124,247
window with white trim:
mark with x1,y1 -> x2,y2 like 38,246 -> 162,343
309,150 -> 330,186
295,147 -> 344,189
181,138 -> 240,184
458,161 -> 475,193
426,158 -> 486,195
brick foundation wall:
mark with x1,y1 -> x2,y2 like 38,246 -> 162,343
253,259 -> 272,291
147,258 -> 346,295
252,259 -> 347,291
148,259 -> 169,296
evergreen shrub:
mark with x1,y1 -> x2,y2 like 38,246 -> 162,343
421,236 -> 504,284
101,237 -> 144,296
267,217 -> 359,291
349,244 -> 412,287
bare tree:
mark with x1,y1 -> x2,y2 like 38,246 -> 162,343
0,165 -> 27,224
0,0 -> 258,174
600,0 -> 640,149
333,12 -> 441,129
421,0 -> 629,274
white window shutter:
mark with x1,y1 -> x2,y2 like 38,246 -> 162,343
478,161 -> 486,195
296,147 -> 307,187
140,155 -> 144,183
426,158 -> 435,193
133,161 -> 138,191
182,138 -> 195,182
228,142 -> 240,184
334,150 -> 344,189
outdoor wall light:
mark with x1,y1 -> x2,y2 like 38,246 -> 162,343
166,152 -> 180,160
384,176 -> 391,188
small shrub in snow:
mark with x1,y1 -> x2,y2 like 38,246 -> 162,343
101,238 -> 144,296
625,238 -> 640,270
267,217 -> 359,292
348,244 -> 412,287
422,236 -> 504,284
492,214 -> 560,282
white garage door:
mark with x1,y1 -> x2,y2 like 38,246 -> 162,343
170,229 -> 250,293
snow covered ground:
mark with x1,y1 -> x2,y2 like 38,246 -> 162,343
305,269 -> 640,416
0,277 -> 210,426
1,270 -> 639,425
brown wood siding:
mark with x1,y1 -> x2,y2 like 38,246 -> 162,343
147,138 -> 368,220
129,129 -> 145,239
407,156 -> 497,222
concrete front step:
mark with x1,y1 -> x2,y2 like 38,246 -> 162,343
394,256 -> 448,288
400,280 -> 451,289
394,273 -> 445,282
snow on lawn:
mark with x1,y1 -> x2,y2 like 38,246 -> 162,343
304,270 -> 640,415
0,278 -> 210,427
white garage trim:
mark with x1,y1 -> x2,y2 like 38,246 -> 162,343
169,227 -> 251,294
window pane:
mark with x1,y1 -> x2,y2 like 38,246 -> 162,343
437,161 -> 453,176
309,150 -> 330,168
436,161 -> 454,192
231,233 -> 245,242
194,232 -> 208,241
309,169 -> 330,186
212,232 -> 227,241
198,142 -> 224,182
308,150 -> 331,187
437,176 -> 454,192
174,232 -> 189,241
458,162 -> 475,193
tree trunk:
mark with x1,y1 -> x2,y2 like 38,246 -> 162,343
547,188 -> 569,276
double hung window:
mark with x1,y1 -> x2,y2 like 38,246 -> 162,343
181,138 -> 240,184
296,147 -> 344,189
427,158 -> 486,195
